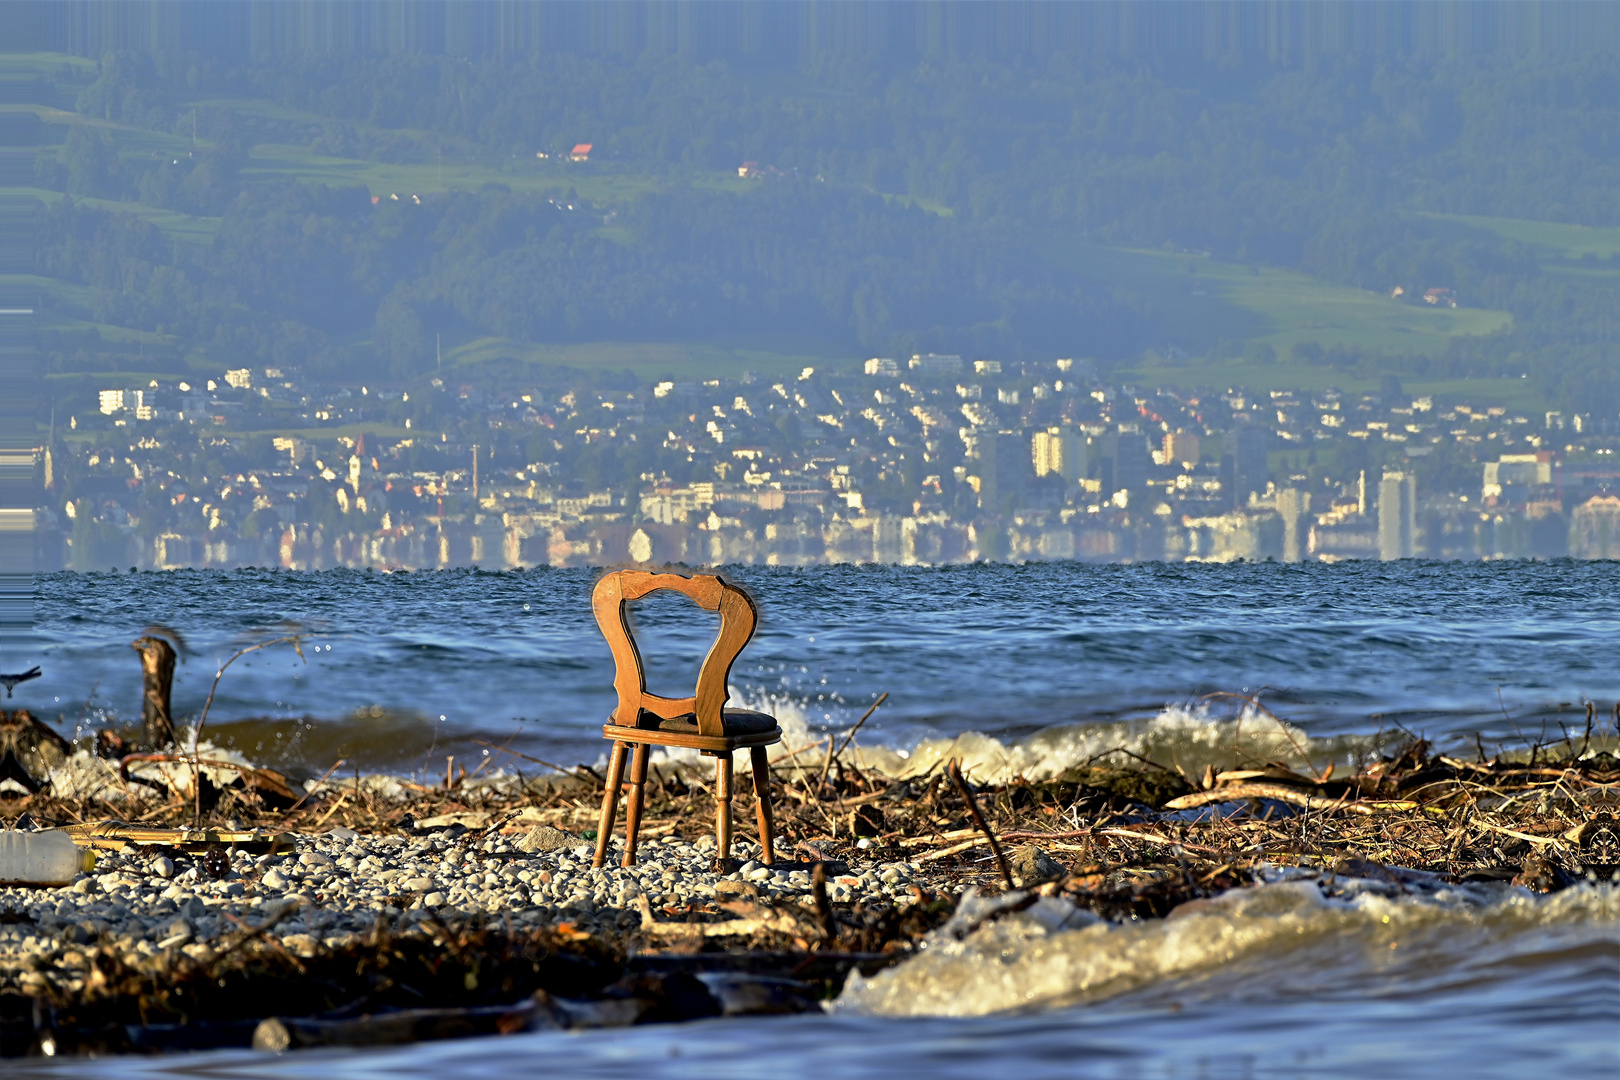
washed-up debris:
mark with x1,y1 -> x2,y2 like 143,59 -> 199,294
0,829 -> 94,885
1008,844 -> 1065,887
1,690 -> 1615,1058
61,821 -> 297,854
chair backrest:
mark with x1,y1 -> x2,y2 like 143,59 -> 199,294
591,570 -> 758,738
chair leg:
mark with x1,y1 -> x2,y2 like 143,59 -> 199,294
715,751 -> 734,861
750,745 -> 777,866
621,742 -> 651,867
592,742 -> 630,868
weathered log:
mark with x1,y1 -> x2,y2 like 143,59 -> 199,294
122,1019 -> 262,1052
253,1000 -> 550,1052
247,969 -> 806,1051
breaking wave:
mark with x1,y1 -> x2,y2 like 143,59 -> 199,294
700,691 -> 1394,782
836,875 -> 1620,1018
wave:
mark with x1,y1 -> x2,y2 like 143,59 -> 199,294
835,875 -> 1620,1018
691,693 -> 1394,782
36,691 -> 1457,789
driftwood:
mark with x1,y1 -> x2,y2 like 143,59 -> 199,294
130,636 -> 178,749
62,820 -> 297,854
115,752 -> 300,808
1162,784 -> 1419,814
0,709 -> 71,794
251,963 -> 822,1052
254,1000 -> 544,1051
0,665 -> 41,698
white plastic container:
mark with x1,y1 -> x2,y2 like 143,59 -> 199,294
0,829 -> 95,886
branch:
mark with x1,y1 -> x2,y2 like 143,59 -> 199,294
191,635 -> 306,823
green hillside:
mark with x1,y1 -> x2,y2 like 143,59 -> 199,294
8,47 -> 1619,412
1046,243 -> 1512,359
1419,212 -> 1620,262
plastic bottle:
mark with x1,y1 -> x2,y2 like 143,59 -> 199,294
0,830 -> 95,886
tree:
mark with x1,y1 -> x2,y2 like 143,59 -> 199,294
60,127 -> 117,198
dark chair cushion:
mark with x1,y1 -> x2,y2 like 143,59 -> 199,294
639,708 -> 778,736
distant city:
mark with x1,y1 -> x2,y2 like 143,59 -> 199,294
41,352 -> 1620,571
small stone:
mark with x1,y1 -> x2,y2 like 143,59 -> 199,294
422,891 -> 446,907
281,933 -> 319,958
156,919 -> 192,948
516,824 -> 578,854
151,857 -> 176,880
1009,844 -> 1065,886
262,869 -> 290,891
300,852 -> 335,869
328,827 -> 359,841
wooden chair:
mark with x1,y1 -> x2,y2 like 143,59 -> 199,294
589,569 -> 782,868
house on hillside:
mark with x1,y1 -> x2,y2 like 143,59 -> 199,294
570,143 -> 593,162
1423,287 -> 1458,308
739,161 -> 760,178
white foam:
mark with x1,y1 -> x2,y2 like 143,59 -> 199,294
621,695 -> 1387,783
819,699 -> 1383,784
836,877 -> 1619,1018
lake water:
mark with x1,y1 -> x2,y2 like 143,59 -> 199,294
11,560 -> 1620,1077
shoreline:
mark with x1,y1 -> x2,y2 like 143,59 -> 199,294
3,733 -> 1616,1057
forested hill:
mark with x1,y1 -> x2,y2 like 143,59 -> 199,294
15,47 -> 1620,411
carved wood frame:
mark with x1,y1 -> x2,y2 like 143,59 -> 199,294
591,569 -> 758,738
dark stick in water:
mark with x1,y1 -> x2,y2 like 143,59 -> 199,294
130,638 -> 177,747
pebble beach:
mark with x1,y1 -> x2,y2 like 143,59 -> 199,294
3,824 -> 933,995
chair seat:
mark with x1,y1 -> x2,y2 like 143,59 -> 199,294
639,707 -> 779,737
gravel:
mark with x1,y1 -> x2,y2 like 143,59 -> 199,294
0,829 -> 934,981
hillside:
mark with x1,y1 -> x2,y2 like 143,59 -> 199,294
5,48 -> 1616,411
